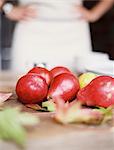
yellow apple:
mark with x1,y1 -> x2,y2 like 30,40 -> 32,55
79,72 -> 97,88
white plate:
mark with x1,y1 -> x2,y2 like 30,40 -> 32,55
74,52 -> 114,76
85,67 -> 114,77
85,61 -> 114,77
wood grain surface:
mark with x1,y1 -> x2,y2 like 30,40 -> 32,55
0,71 -> 114,150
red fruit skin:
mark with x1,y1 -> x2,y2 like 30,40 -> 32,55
77,76 -> 114,108
47,73 -> 80,102
16,74 -> 48,104
50,66 -> 71,79
28,67 -> 52,85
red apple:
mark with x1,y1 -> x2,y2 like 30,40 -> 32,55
50,66 -> 71,79
28,67 -> 52,85
16,74 -> 48,104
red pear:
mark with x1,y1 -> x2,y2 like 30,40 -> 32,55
28,67 -> 52,85
47,73 -> 80,102
50,66 -> 71,79
77,76 -> 114,107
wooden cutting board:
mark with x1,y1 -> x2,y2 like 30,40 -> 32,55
0,71 -> 114,150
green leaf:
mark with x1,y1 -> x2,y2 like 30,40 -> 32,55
95,106 -> 113,123
18,113 -> 40,126
42,100 -> 56,112
0,107 -> 39,147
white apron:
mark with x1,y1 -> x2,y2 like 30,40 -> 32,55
11,0 -> 92,72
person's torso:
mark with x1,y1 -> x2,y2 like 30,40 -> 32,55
19,0 -> 83,20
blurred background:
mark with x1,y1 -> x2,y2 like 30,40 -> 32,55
0,0 -> 114,70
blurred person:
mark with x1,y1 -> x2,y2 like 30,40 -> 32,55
5,0 -> 114,72
0,0 -> 16,70
0,0 -> 4,69
0,0 -> 5,70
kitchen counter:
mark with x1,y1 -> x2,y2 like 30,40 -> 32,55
0,71 -> 114,150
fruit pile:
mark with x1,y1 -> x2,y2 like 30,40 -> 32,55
16,66 -> 114,109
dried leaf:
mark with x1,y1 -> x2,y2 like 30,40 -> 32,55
0,93 -> 12,106
53,97 -> 112,125
26,104 -> 47,111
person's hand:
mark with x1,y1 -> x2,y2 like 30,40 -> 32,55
76,6 -> 98,23
6,5 -> 37,21
0,0 -> 4,9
